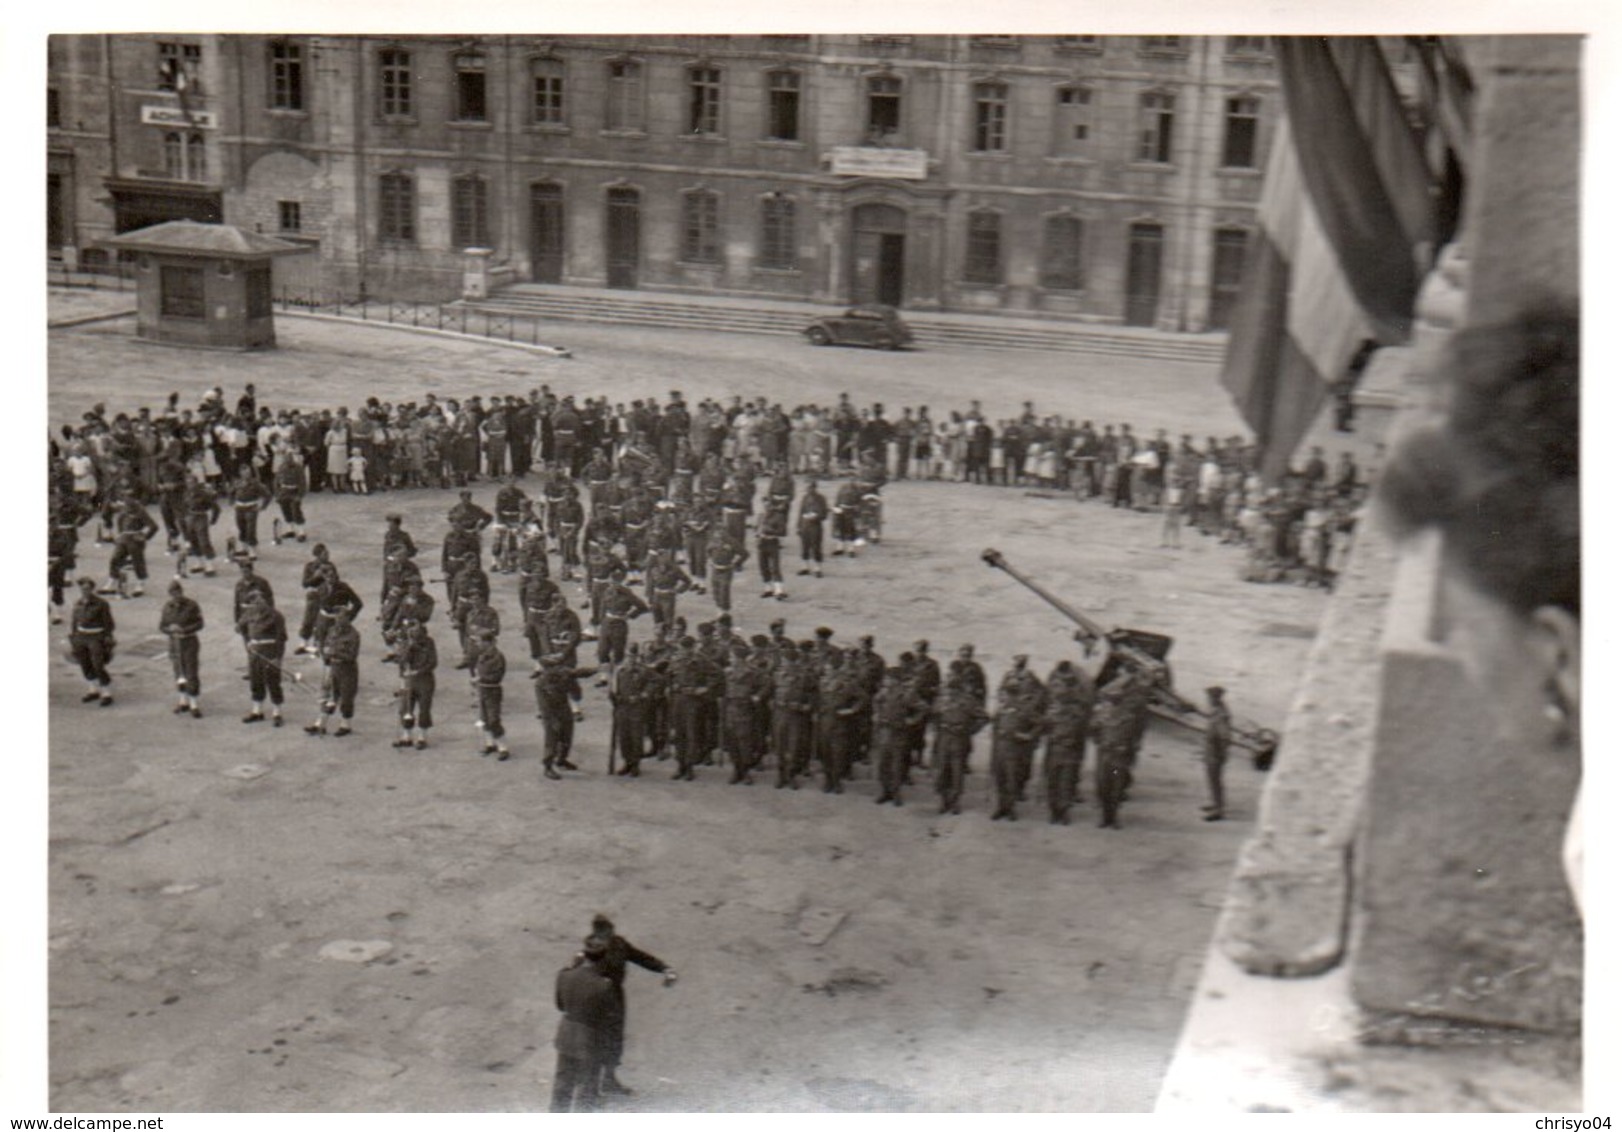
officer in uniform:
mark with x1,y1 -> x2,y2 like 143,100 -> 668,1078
69,577 -> 116,706
1091,673 -> 1139,829
307,606 -> 361,737
990,655 -> 1048,821
773,641 -> 818,789
668,637 -> 715,781
934,664 -> 990,816
470,628 -> 511,761
645,549 -> 694,631
681,501 -> 713,588
705,529 -> 743,614
238,590 -> 288,728
159,580 -> 205,718
272,456 -> 307,544
105,497 -> 158,598
232,557 -> 274,627
873,665 -> 928,806
554,483 -> 585,581
1202,686 -> 1232,821
393,620 -> 438,750
955,643 -> 988,706
533,649 -> 583,780
908,640 -> 941,771
756,502 -> 789,601
597,566 -> 650,688
610,643 -> 651,777
722,639 -> 770,784
180,476 -> 221,577
229,465 -> 270,558
1042,659 -> 1097,824
296,544 -> 337,655
818,651 -> 867,793
382,576 -> 436,660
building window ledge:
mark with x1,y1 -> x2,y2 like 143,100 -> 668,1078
265,108 -> 310,120
448,119 -> 495,130
681,132 -> 728,144
753,265 -> 802,276
1215,166 -> 1263,177
377,116 -> 418,127
968,151 -> 1013,160
599,129 -> 649,140
1126,161 -> 1177,171
526,123 -> 572,136
756,138 -> 806,150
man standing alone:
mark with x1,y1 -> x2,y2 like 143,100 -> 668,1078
551,937 -> 617,1112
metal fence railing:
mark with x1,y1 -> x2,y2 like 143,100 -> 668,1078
47,259 -> 137,292
275,288 -> 568,350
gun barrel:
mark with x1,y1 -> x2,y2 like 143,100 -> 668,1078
981,547 -> 1109,643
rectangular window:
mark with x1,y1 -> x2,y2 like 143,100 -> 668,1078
688,66 -> 722,135
378,173 -> 415,243
1054,35 -> 1100,51
970,36 -> 1020,50
681,192 -> 720,264
455,53 -> 488,122
1141,36 -> 1186,54
964,211 -> 1001,285
1052,86 -> 1092,156
1138,92 -> 1175,163
765,70 -> 800,141
278,200 -> 302,233
245,268 -> 273,320
186,133 -> 207,181
605,60 -> 644,131
1208,228 -> 1249,330
452,177 -> 490,248
379,49 -> 413,118
160,265 -> 205,319
158,42 -> 201,93
163,132 -> 183,179
268,40 -> 304,111
1221,95 -> 1260,168
1227,36 -> 1269,56
759,195 -> 796,270
1040,216 -> 1085,290
972,82 -> 1008,152
48,88 -> 61,128
531,58 -> 566,125
866,75 -> 901,141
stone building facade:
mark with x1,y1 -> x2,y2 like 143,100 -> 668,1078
48,33 -> 1282,331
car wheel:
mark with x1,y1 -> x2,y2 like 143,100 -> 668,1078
873,333 -> 896,350
807,327 -> 831,346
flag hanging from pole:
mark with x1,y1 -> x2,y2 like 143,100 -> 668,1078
1220,37 -> 1440,480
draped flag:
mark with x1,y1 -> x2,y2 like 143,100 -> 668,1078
1221,37 -> 1439,480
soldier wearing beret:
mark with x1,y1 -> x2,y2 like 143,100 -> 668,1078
991,655 -> 1049,821
1202,686 -> 1232,821
159,579 -> 205,718
934,663 -> 990,815
471,628 -> 510,761
1042,659 -> 1097,825
873,665 -> 929,806
238,588 -> 289,728
394,620 -> 438,750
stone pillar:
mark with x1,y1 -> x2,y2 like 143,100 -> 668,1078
461,247 -> 494,300
910,206 -> 945,310
814,190 -> 843,304
1349,34 -> 1582,1040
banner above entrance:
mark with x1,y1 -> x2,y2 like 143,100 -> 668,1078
828,147 -> 928,180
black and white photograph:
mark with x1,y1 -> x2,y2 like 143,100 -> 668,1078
21,8 -> 1608,1118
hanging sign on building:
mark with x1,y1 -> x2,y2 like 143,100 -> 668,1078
141,105 -> 218,130
828,146 -> 928,180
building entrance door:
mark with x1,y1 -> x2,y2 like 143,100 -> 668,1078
606,187 -> 640,289
530,183 -> 564,284
1124,222 -> 1163,327
851,203 -> 906,306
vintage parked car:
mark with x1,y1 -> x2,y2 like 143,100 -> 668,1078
802,304 -> 915,350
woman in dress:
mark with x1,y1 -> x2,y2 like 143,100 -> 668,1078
324,409 -> 351,494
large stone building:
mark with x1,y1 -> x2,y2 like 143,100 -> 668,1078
48,34 -> 1283,331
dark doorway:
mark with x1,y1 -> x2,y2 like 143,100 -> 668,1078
47,173 -> 65,255
530,183 -> 564,284
851,202 -> 906,306
605,186 -> 639,290
1125,222 -> 1163,327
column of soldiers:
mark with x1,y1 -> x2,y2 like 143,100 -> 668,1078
60,440 -> 1235,828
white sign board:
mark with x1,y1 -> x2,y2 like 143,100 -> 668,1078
828,146 -> 929,180
141,105 -> 217,130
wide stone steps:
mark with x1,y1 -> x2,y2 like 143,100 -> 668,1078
461,286 -> 1227,364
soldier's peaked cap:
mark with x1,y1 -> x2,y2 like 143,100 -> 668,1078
815,626 -> 834,639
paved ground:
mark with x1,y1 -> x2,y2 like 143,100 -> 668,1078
45,307 -> 1377,1112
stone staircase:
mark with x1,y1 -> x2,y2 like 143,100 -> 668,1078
462,283 -> 1228,365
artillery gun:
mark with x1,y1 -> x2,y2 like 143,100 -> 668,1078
981,547 -> 1279,768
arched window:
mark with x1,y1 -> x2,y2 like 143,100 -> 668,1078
964,209 -> 1001,284
163,131 -> 184,179
759,193 -> 796,270
186,133 -> 206,181
1040,215 -> 1085,290
378,171 -> 415,243
452,174 -> 489,248
681,190 -> 721,264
